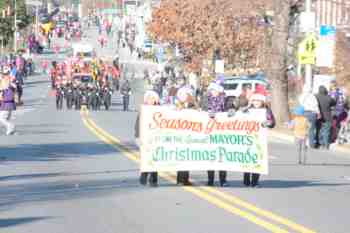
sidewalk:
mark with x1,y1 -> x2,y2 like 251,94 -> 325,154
269,128 -> 350,154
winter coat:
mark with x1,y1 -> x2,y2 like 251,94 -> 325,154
249,105 -> 275,129
329,88 -> 346,117
207,93 -> 225,113
121,81 -> 131,96
316,86 -> 336,122
0,87 -> 16,111
199,91 -> 209,111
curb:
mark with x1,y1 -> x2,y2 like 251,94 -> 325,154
269,130 -> 350,154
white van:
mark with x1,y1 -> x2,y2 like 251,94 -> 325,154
71,43 -> 95,62
222,75 -> 270,99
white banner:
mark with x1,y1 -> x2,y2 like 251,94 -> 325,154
140,106 -> 269,174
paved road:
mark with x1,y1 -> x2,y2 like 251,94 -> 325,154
1,27 -> 350,233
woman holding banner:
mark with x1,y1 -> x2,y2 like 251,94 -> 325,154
243,92 -> 275,187
135,90 -> 160,187
175,86 -> 198,186
207,81 -> 228,187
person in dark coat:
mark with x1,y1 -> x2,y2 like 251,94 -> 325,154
121,80 -> 131,111
316,85 -> 336,149
135,90 -> 160,187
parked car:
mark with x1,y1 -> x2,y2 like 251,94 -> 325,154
222,74 -> 270,101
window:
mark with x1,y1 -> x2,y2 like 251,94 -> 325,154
242,83 -> 252,90
222,83 -> 238,90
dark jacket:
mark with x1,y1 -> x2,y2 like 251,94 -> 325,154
121,81 -> 131,96
316,86 -> 336,122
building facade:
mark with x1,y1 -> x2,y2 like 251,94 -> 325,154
314,0 -> 350,27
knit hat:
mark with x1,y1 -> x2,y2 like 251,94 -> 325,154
255,84 -> 267,96
144,90 -> 160,104
208,82 -> 224,93
177,86 -> 195,102
293,106 -> 305,116
250,93 -> 266,103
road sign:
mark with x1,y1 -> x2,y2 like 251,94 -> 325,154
316,25 -> 336,67
320,25 -> 336,37
215,60 -> 225,74
298,34 -> 318,65
300,12 -> 316,33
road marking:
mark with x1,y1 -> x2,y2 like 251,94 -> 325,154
80,109 -> 316,233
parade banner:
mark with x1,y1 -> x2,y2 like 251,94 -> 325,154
140,106 -> 269,174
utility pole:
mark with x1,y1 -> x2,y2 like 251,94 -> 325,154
14,0 -> 17,52
304,0 -> 313,92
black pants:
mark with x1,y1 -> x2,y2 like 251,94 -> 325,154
140,172 -> 158,185
207,171 -> 227,185
177,171 -> 190,184
56,95 -> 63,110
123,95 -> 129,111
243,173 -> 260,186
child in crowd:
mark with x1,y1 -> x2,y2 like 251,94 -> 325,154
288,106 -> 310,165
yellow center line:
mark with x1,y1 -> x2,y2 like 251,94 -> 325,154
80,109 -> 316,233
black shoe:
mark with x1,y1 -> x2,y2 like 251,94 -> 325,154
207,181 -> 214,186
243,182 -> 250,187
251,183 -> 260,188
220,182 -> 228,187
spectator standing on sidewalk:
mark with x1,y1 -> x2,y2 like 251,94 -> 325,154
299,86 -> 320,148
0,66 -> 17,135
328,82 -> 347,143
315,86 -> 336,150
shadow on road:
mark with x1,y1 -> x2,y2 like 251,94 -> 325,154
25,80 -> 49,86
0,169 -> 139,182
16,130 -> 68,136
0,142 -> 118,162
0,217 -> 52,228
0,178 -> 141,212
